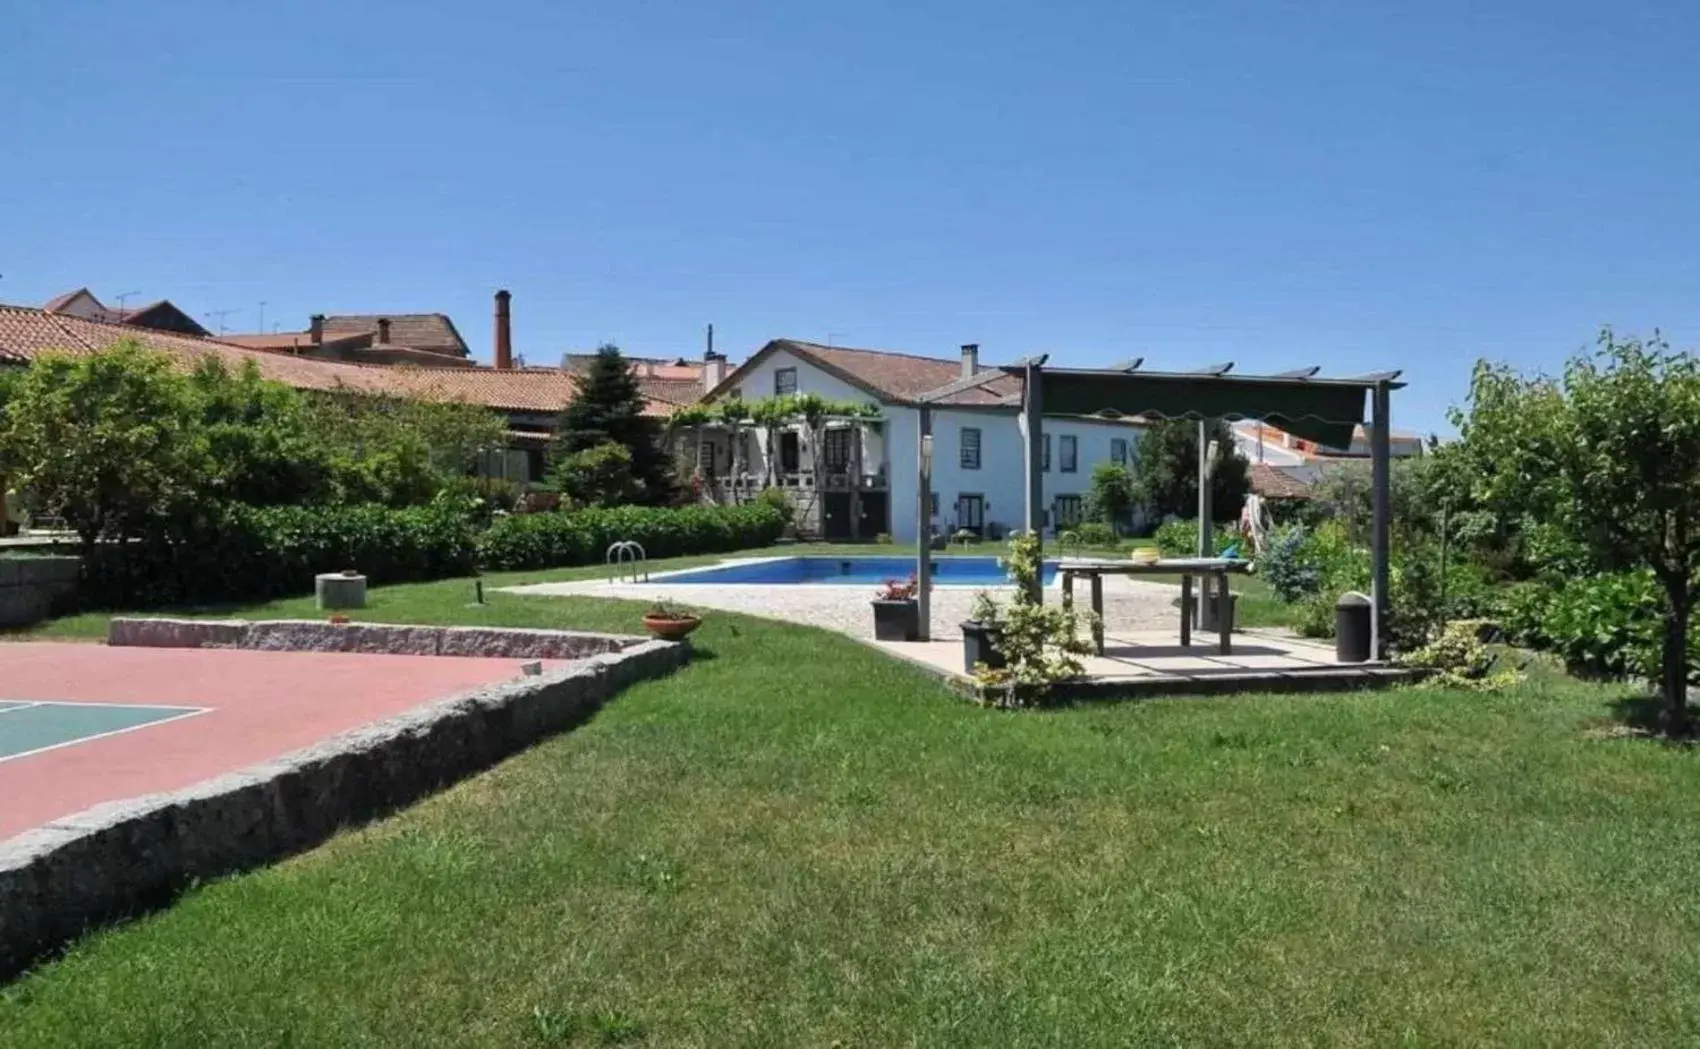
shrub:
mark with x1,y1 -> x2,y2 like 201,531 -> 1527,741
477,502 -> 787,571
1397,620 -> 1523,691
1259,524 -> 1321,603
1154,519 -> 1237,557
1068,522 -> 1118,548
755,487 -> 793,528
82,501 -> 479,609
546,441 -> 644,508
1502,570 -> 1691,684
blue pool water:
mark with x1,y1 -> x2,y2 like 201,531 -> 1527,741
655,555 -> 1058,587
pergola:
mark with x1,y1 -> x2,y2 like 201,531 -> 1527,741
913,359 -> 1404,657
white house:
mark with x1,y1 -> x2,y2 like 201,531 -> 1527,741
688,340 -> 1146,543
1232,419 -> 1424,487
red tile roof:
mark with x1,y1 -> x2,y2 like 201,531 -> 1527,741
218,331 -> 372,352
320,314 -> 468,357
1248,462 -> 1313,500
0,304 -> 683,417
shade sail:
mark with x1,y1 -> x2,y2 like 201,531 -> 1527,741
1031,368 -> 1396,448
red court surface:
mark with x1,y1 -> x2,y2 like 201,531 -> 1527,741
0,642 -> 559,841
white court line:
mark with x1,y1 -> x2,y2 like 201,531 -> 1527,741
0,702 -> 42,716
0,704 -> 211,765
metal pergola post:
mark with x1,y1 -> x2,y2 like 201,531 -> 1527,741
1196,418 -> 1213,628
1370,381 -> 1392,660
916,405 -> 933,641
1021,359 -> 1045,603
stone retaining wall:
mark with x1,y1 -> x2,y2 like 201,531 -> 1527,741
0,636 -> 688,980
108,617 -> 636,659
0,556 -> 80,628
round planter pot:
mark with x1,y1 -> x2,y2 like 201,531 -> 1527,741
644,615 -> 702,641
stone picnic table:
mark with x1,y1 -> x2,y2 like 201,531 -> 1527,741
1058,557 -> 1253,656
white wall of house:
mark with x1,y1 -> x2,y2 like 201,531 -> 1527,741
919,409 -> 1141,542
711,347 -> 1146,543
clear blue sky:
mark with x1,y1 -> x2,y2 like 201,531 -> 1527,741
5,1 -> 1697,434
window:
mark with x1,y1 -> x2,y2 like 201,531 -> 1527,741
1111,438 -> 1128,466
960,427 -> 981,470
1060,435 -> 1078,473
823,428 -> 852,471
779,431 -> 801,473
1055,494 -> 1084,527
774,367 -> 798,396
1043,434 -> 1052,472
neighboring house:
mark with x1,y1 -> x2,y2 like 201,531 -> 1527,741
0,295 -> 710,489
220,312 -> 476,368
43,288 -> 210,337
1233,419 -> 1423,488
694,339 -> 1146,542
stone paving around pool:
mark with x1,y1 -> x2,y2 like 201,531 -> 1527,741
502,558 -> 1184,641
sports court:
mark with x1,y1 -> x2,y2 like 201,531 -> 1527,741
0,642 -> 563,840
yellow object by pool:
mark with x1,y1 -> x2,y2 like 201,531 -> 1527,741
1128,547 -> 1160,565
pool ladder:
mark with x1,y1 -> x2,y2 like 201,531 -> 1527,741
606,540 -> 649,583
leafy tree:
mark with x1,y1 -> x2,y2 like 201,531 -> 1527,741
0,342 -> 207,555
188,357 -> 337,505
1310,456 -> 1439,548
1085,461 -> 1137,534
547,442 -> 644,507
555,345 -> 674,503
1130,417 -> 1249,522
305,391 -> 506,507
1451,330 -> 1700,730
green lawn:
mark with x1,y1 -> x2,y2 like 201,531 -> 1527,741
9,554 -> 1693,1045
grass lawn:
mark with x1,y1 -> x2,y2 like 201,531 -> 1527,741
10,552 -> 1694,1045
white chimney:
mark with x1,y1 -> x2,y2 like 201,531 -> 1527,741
703,353 -> 728,394
960,343 -> 979,380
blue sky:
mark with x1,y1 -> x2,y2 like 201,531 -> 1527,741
4,1 -> 1697,434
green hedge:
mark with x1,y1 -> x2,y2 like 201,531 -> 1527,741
478,503 -> 787,571
83,501 -> 479,609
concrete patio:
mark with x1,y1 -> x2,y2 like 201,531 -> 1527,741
877,628 -> 1413,699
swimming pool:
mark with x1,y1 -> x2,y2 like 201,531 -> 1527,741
653,556 -> 1059,587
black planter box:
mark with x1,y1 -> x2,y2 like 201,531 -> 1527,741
871,599 -> 920,642
960,621 -> 1006,674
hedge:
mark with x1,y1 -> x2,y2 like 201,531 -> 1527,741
83,501 -> 479,609
477,503 -> 787,571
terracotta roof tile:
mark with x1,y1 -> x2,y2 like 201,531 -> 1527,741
321,313 -> 468,357
1248,462 -> 1313,500
0,304 -> 689,416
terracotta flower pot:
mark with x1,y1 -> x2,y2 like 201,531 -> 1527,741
644,614 -> 702,640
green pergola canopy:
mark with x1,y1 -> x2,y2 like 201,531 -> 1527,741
1019,365 -> 1402,449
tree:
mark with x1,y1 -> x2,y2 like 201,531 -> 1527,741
0,342 -> 208,556
1130,418 -> 1249,522
1451,330 -> 1700,730
547,442 -> 644,507
305,390 -> 507,507
188,357 -> 338,506
554,345 -> 674,503
1085,461 -> 1136,534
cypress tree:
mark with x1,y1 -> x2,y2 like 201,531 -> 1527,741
552,345 -> 674,503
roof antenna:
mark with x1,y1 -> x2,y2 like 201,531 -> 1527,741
203,308 -> 239,334
114,290 -> 141,322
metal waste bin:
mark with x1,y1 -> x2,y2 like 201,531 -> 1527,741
1335,591 -> 1372,663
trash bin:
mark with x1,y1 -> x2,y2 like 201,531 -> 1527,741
1202,590 -> 1237,632
1336,591 -> 1372,663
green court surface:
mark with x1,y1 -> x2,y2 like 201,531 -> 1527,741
0,701 -> 203,761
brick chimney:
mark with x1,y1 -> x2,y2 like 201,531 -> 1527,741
960,343 -> 979,380
376,317 -> 391,345
309,314 -> 325,346
493,289 -> 512,370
